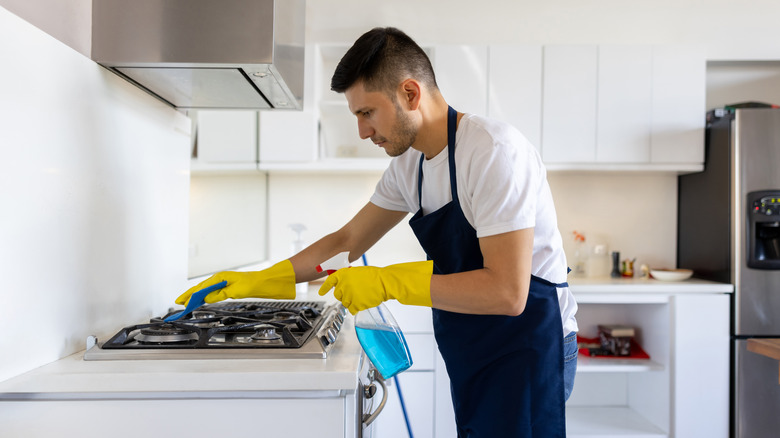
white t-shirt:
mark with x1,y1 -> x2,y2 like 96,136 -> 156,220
370,114 -> 578,336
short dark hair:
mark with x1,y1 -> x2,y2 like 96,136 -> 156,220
330,27 -> 437,97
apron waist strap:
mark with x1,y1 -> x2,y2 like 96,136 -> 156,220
531,274 -> 568,289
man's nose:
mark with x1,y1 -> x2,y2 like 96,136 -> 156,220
357,118 -> 374,140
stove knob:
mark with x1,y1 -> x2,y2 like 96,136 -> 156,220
332,320 -> 342,331
320,334 -> 331,347
327,328 -> 337,344
335,313 -> 344,324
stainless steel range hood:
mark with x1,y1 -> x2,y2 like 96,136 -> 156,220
91,0 -> 305,110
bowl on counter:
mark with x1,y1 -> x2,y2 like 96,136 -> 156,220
650,268 -> 693,281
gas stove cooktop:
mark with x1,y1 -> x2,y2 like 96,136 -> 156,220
83,300 -> 347,361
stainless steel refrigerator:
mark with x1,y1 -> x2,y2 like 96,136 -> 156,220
678,107 -> 780,438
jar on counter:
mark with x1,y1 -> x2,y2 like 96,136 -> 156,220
586,244 -> 610,278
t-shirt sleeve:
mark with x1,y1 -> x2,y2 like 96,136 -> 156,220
370,158 -> 415,213
465,134 -> 542,238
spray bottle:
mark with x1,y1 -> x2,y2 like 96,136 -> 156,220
317,252 -> 413,379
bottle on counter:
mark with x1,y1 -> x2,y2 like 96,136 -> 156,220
611,251 -> 622,278
570,231 -> 588,277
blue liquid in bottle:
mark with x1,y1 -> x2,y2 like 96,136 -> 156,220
355,309 -> 413,379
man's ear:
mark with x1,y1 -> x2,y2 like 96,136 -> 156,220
399,79 -> 422,111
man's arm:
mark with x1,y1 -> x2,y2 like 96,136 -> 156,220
430,227 -> 534,316
289,202 -> 408,283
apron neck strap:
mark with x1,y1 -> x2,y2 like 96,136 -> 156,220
417,106 -> 460,204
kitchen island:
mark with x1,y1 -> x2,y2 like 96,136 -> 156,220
0,308 -> 369,437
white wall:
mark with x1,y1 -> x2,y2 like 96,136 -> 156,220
306,0 -> 780,61
189,174 -> 268,277
267,172 -> 426,266
0,7 -> 191,382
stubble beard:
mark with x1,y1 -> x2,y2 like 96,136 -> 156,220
379,101 -> 418,158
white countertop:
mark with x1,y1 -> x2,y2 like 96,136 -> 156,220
0,277 -> 732,399
569,276 -> 733,293
0,315 -> 364,399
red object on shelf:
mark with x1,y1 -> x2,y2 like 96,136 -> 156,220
576,335 -> 650,359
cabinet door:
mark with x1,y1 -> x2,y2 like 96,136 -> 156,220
488,45 -> 543,150
596,45 -> 653,163
373,372 -> 435,438
196,110 -> 257,163
258,110 -> 318,163
542,45 -> 598,163
672,294 -> 729,438
0,398 -> 346,437
433,45 -> 488,116
650,45 -> 706,164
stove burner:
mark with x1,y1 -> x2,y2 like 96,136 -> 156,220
249,325 -> 282,342
98,301 -> 337,352
135,325 -> 199,344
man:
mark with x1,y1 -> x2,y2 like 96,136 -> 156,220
177,27 -> 578,437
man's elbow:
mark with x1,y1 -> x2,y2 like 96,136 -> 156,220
502,287 -> 528,316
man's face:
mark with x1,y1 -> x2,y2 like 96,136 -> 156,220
345,81 -> 417,157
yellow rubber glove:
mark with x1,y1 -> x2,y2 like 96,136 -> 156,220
175,260 -> 296,305
318,261 -> 433,314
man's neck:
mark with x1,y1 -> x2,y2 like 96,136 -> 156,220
414,100 -> 457,160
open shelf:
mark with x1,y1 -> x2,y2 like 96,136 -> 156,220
576,354 -> 664,373
567,406 -> 667,438
258,158 -> 391,173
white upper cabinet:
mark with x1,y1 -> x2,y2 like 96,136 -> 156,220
432,45 -> 489,117
258,110 -> 318,163
193,110 -> 259,172
540,44 -> 705,169
487,45 -> 543,150
597,45 -> 653,163
651,45 -> 706,164
542,45 -> 599,163
267,43 -> 705,173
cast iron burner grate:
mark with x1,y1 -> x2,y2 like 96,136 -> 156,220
100,301 -> 326,350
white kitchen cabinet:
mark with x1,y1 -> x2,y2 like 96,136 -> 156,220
487,45 -> 543,149
541,45 -> 705,170
597,45 -> 653,163
1,398 -> 348,437
374,301 -> 445,438
568,281 -> 731,438
650,45 -> 706,164
542,45 -> 599,163
432,45 -> 488,117
192,110 -> 259,172
374,371 -> 435,438
258,110 -> 318,163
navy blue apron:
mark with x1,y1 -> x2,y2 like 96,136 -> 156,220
408,106 -> 567,437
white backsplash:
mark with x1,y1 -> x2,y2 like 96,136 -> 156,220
264,171 -> 678,272
0,8 -> 190,383
188,174 -> 268,278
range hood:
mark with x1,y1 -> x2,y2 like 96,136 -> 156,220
91,0 -> 305,110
